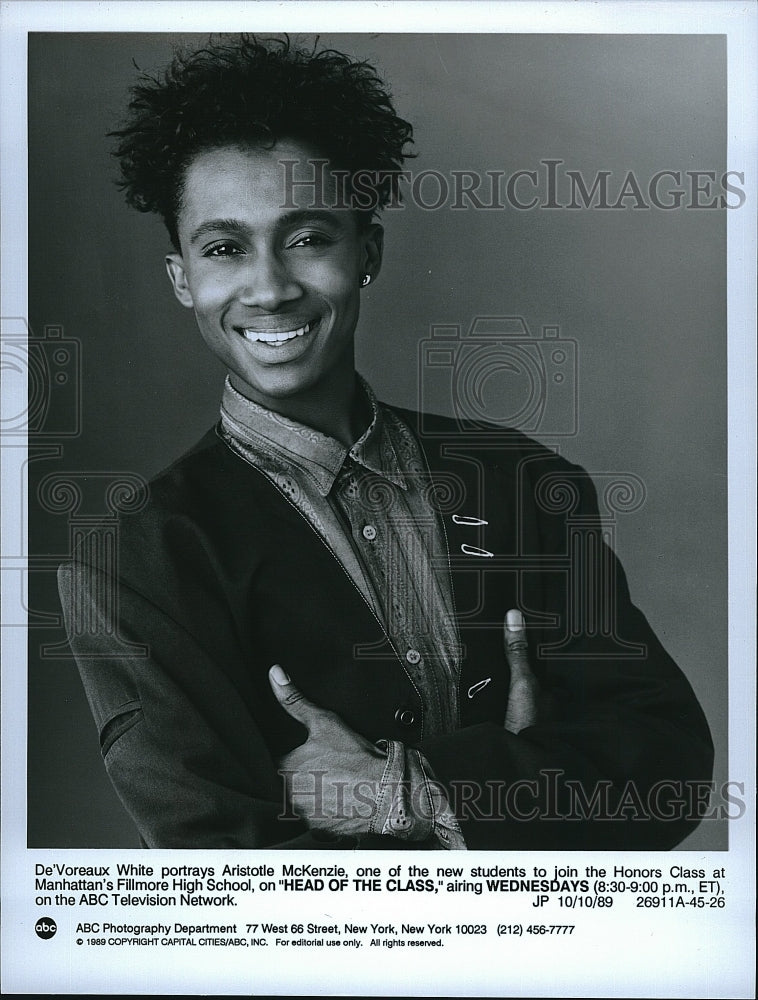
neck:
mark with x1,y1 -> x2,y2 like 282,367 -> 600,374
230,364 -> 369,448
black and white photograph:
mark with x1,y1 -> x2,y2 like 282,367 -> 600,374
2,2 -> 755,996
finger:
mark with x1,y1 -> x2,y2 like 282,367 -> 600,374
504,678 -> 539,734
503,608 -> 531,674
503,610 -> 539,732
268,664 -> 327,732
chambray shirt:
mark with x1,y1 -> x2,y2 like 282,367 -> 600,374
219,375 -> 466,849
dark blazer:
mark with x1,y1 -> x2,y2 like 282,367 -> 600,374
61,408 -> 713,850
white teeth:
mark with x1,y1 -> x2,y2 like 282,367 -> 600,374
242,323 -> 311,344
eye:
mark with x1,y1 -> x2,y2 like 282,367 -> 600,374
204,242 -> 245,258
288,232 -> 333,249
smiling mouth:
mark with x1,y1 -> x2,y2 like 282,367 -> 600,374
239,322 -> 313,344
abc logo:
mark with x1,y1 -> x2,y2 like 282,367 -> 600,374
35,917 -> 57,940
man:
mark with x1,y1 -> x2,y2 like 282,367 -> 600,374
59,35 -> 713,850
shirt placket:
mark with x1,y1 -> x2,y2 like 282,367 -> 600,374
333,458 -> 450,737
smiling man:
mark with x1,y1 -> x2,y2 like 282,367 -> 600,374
164,142 -> 382,445
58,35 -> 713,851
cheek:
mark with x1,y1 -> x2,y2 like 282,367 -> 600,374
306,251 -> 361,302
318,269 -> 361,315
186,270 -> 232,317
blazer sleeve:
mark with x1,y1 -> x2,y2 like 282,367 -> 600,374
58,560 -> 412,850
418,460 -> 715,851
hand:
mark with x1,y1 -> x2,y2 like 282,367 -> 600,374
503,609 -> 540,734
269,664 -> 388,835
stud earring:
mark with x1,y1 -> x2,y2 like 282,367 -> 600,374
360,273 -> 371,287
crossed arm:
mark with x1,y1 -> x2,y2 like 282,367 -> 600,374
61,537 -> 713,851
268,610 -> 538,843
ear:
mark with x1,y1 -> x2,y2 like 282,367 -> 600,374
165,253 -> 195,308
360,223 -> 384,284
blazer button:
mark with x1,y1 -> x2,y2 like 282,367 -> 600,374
405,649 -> 422,665
362,524 -> 377,541
394,708 -> 416,727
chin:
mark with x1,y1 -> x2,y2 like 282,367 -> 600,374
234,373 -> 316,402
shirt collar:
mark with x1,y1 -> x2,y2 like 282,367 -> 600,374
219,375 -> 407,496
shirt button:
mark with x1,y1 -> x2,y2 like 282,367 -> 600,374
395,708 -> 416,727
405,648 -> 421,665
362,524 -> 377,541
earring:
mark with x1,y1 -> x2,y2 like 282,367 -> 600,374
360,273 -> 371,287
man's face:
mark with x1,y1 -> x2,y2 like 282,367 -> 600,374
166,141 -> 382,410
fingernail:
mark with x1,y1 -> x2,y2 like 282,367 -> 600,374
270,664 -> 290,685
506,609 -> 524,631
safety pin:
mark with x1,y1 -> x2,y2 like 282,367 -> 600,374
461,543 -> 494,558
452,514 -> 489,526
467,677 -> 492,699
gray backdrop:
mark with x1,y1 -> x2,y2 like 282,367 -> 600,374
27,32 -> 727,848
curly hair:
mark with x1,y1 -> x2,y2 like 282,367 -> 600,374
110,35 -> 415,247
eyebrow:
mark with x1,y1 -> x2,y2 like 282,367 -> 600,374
188,210 -> 349,246
189,218 -> 250,245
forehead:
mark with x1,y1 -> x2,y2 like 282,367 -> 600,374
178,141 -> 349,231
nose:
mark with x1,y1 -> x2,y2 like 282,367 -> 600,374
237,251 -> 302,311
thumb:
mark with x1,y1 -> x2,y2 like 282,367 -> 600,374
504,609 -> 531,676
269,664 -> 324,731
503,610 -> 539,733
